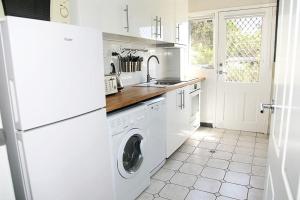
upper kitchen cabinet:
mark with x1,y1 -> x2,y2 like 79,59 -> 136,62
127,0 -> 176,42
152,0 -> 176,43
69,0 -> 184,43
125,0 -> 153,39
175,0 -> 188,45
70,0 -> 126,35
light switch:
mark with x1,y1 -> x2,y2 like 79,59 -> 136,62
50,0 -> 70,23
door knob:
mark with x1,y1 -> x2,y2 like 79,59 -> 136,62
218,70 -> 227,75
260,103 -> 275,114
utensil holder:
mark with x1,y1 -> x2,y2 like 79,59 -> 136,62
119,57 -> 143,72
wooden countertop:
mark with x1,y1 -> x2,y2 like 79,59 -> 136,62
106,76 -> 206,112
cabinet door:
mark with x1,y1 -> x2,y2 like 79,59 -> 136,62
70,0 -> 125,35
126,0 -> 153,39
159,0 -> 176,42
149,0 -> 175,42
165,89 -> 187,157
175,0 -> 188,45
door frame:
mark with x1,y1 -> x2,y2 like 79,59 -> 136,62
189,4 -> 277,129
188,13 -> 218,125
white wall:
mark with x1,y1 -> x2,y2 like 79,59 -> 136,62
189,0 -> 276,12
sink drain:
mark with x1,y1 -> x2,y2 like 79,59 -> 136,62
209,150 -> 216,153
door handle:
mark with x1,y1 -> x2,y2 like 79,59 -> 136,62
178,90 -> 183,109
260,102 -> 275,114
182,90 -> 185,109
154,16 -> 158,37
218,63 -> 226,75
158,17 -> 162,38
176,24 -> 180,41
124,5 -> 129,32
218,70 -> 227,75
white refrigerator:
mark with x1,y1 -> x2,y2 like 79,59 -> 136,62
0,17 -> 115,200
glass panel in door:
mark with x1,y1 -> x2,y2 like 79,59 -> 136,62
224,16 -> 263,83
123,134 -> 143,174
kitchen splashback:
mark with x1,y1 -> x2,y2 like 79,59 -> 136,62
103,38 -> 168,87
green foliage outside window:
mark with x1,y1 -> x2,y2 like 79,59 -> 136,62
190,16 -> 262,83
225,17 -> 262,82
190,19 -> 214,67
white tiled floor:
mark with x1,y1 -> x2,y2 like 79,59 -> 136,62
137,128 -> 269,200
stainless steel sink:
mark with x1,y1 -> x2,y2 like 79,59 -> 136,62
155,80 -> 183,85
134,82 -> 166,88
134,78 -> 185,88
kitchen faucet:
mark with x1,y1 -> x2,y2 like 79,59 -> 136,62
147,55 -> 160,83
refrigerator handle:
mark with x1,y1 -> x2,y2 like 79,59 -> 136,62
9,80 -> 20,124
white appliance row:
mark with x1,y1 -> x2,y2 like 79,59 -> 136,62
0,17 -> 115,200
107,87 -> 200,200
0,16 -> 201,200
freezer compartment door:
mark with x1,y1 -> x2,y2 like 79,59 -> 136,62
17,109 -> 114,200
3,17 -> 105,130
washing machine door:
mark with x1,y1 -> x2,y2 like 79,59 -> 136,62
117,128 -> 145,179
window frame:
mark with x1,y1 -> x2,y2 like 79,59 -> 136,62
189,14 -> 218,70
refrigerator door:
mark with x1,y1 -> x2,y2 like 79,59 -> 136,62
2,17 -> 105,131
17,109 -> 115,200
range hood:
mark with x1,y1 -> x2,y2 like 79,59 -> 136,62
156,42 -> 187,48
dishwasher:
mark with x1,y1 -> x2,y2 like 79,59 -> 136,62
143,97 -> 166,176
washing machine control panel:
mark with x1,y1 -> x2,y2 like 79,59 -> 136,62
108,105 -> 147,136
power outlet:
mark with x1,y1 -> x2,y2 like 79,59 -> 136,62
50,0 -> 70,23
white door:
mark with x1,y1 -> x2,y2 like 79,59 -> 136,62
215,8 -> 273,133
18,109 -> 114,200
264,0 -> 300,199
2,17 -> 105,130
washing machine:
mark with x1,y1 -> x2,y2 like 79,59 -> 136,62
108,104 -> 150,200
